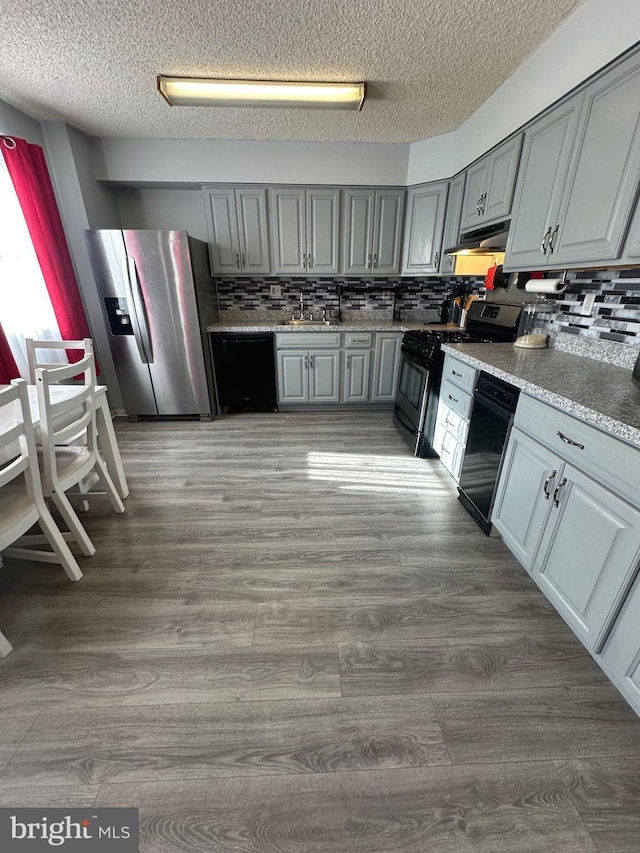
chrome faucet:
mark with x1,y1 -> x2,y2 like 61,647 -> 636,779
299,291 -> 305,318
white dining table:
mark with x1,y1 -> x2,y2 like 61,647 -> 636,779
0,384 -> 129,499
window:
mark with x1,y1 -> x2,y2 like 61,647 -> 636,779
0,156 -> 67,378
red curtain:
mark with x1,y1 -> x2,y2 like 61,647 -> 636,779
1,137 -> 91,366
0,322 -> 20,383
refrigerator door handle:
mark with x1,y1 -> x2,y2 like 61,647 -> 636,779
123,256 -> 154,364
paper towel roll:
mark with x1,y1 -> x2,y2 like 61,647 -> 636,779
525,279 -> 567,294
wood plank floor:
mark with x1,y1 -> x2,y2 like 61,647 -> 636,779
1,410 -> 639,852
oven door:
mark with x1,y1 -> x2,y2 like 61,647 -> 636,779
393,349 -> 430,455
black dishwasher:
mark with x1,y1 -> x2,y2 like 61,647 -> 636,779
457,371 -> 519,535
210,333 -> 277,413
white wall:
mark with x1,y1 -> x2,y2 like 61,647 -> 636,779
0,97 -> 44,145
116,187 -> 209,241
407,0 -> 640,184
93,138 -> 409,187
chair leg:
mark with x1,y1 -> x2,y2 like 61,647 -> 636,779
37,506 -> 84,581
50,490 -> 96,557
93,456 -> 125,514
0,630 -> 12,657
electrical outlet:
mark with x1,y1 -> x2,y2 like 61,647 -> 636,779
269,284 -> 282,297
582,292 -> 596,315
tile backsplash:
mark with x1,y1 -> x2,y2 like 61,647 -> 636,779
215,269 -> 640,350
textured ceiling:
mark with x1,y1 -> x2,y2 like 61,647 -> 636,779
2,0 -> 585,143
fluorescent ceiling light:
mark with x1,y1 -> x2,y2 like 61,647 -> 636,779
157,76 -> 365,110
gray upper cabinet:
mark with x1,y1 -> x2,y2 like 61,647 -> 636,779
401,181 -> 448,275
504,97 -> 584,270
439,172 -> 466,273
342,188 -> 405,275
459,134 -> 523,232
505,49 -> 640,270
621,192 -> 640,260
203,186 -> 270,275
270,187 -> 341,275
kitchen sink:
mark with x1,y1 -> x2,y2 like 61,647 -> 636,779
284,319 -> 337,326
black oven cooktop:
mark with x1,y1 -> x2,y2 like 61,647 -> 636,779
401,329 -> 491,367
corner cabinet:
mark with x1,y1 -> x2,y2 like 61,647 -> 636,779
269,187 -> 341,275
342,189 -> 405,275
492,394 -> 640,654
401,182 -> 448,275
439,172 -> 466,274
203,186 -> 270,274
459,134 -> 523,232
505,49 -> 640,270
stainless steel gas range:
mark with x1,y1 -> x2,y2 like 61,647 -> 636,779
393,301 -> 521,457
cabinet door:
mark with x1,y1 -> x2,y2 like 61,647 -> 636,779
373,190 -> 405,274
621,194 -> 640,260
553,51 -> 640,265
342,350 -> 371,403
482,134 -> 523,224
309,350 -> 340,403
203,187 -> 241,274
371,333 -> 401,401
459,160 -> 488,232
401,182 -> 448,274
236,188 -> 270,273
504,98 -> 583,271
307,189 -> 341,275
342,189 -> 374,274
276,351 -> 308,402
439,173 -> 466,273
270,188 -> 306,274
533,463 -> 640,652
600,574 -> 640,717
492,428 -> 562,571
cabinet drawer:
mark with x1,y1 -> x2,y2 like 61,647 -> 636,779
438,430 -> 465,480
276,332 -> 342,348
343,332 -> 373,348
440,377 -> 473,420
515,393 -> 640,506
442,354 -> 477,393
436,399 -> 469,444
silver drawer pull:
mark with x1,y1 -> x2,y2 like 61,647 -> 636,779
448,394 -> 459,403
553,477 -> 567,507
557,431 -> 585,450
543,470 -> 557,500
445,418 -> 455,429
452,370 -> 462,377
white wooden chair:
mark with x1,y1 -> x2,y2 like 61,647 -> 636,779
25,337 -> 92,384
0,380 -> 84,656
36,352 -> 125,558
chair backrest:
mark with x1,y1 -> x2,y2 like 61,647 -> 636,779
0,380 -> 45,547
35,353 -> 98,481
25,338 -> 93,384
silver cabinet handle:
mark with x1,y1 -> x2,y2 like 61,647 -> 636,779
241,252 -> 246,267
302,253 -> 307,268
367,253 -> 372,269
481,193 -> 487,214
445,417 -> 455,429
548,225 -> 559,253
373,253 -> 378,268
347,354 -> 351,369
557,431 -> 584,450
308,254 -> 313,268
448,393 -> 459,403
452,370 -> 462,377
433,251 -> 439,268
304,355 -> 308,369
543,470 -> 557,500
309,354 -> 314,369
553,477 -> 567,507
541,227 -> 551,254
477,197 -> 482,215
235,252 -> 241,268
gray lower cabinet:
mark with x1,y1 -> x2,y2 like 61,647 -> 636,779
203,186 -> 270,274
459,134 -> 523,232
269,187 -> 340,275
342,189 -> 405,275
493,396 -> 640,654
600,574 -> 640,715
370,332 -> 402,402
505,49 -> 640,270
342,350 -> 371,402
277,349 -> 340,403
439,172 -> 466,273
401,182 -> 448,274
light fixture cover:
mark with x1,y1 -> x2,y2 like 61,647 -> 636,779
157,76 -> 365,110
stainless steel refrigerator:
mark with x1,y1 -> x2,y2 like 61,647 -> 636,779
84,230 -> 218,417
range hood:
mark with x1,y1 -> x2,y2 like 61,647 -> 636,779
445,221 -> 509,256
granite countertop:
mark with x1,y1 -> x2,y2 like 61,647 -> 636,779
206,320 -> 446,333
442,342 -> 640,449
